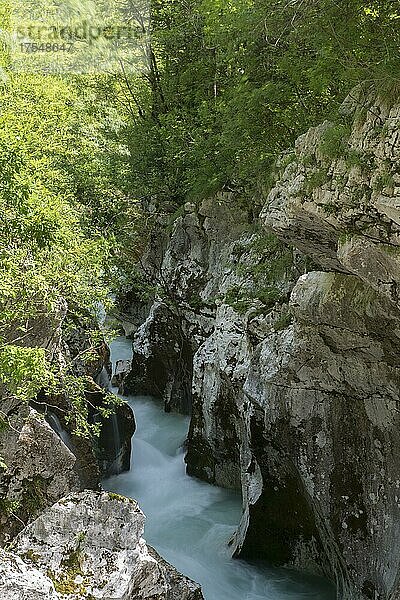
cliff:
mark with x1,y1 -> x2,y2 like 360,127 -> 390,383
121,91 -> 400,599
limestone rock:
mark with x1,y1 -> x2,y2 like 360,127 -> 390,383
52,312 -> 135,482
0,549 -> 58,600
262,94 -> 400,305
0,407 -> 81,544
148,547 -> 204,600
235,271 -> 400,599
12,490 -> 203,600
116,222 -> 169,338
125,301 -> 194,414
186,303 -> 250,489
111,358 -> 132,388
124,193 -> 251,417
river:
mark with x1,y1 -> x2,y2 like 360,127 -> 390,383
103,336 -> 335,600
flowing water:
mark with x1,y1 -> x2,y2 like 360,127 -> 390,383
46,412 -> 74,452
103,337 -> 336,600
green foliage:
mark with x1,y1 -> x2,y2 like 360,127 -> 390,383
0,69 -> 115,405
47,534 -> 87,596
0,6 -> 132,435
0,346 -> 53,402
47,373 -> 125,439
345,149 -> 368,170
274,309 -> 293,332
319,124 -> 351,160
225,233 -> 293,314
21,476 -> 47,513
321,202 -> 340,216
0,497 -> 21,517
305,168 -> 330,193
118,0 -> 400,211
224,286 -> 253,315
374,171 -> 395,192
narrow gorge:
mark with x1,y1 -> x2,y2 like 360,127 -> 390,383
2,89 -> 400,600
104,336 -> 334,599
1,1 -> 399,599
113,92 -> 400,599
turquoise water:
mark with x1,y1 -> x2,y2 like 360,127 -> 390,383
103,337 -> 335,600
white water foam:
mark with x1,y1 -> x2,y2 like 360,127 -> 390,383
103,337 -> 335,600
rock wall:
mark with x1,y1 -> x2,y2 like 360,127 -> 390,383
123,92 -> 400,599
0,304 -> 134,541
0,406 -> 81,545
123,196 -> 260,486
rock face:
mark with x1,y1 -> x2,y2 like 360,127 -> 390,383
0,549 -> 59,600
263,90 -> 400,298
95,398 -> 136,477
126,301 -> 194,414
112,359 -> 132,388
8,490 -> 203,600
0,301 -> 134,542
0,408 -> 81,545
122,93 -> 400,599
234,271 -> 400,598
123,197 -> 250,418
124,196 -> 257,485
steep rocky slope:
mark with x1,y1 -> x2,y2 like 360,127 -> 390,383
0,304 -> 135,542
0,303 -> 201,599
121,91 -> 400,599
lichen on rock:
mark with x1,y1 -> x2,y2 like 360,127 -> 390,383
6,490 -> 203,600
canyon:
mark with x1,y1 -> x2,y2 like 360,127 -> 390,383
1,90 -> 399,600
117,91 -> 400,600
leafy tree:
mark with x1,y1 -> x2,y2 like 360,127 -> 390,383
0,0 -> 399,430
119,0 -> 400,210
0,4 -> 134,432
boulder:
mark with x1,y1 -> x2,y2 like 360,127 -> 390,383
111,358 -> 132,388
0,407 -> 81,544
11,490 -> 204,600
0,549 -> 58,600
